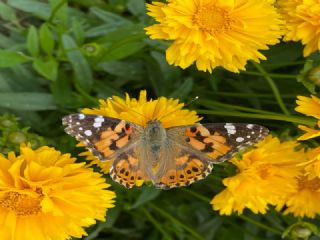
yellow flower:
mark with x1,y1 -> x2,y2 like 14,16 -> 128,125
211,136 -> 305,215
284,175 -> 320,218
282,147 -> 320,218
277,0 -> 320,56
297,124 -> 320,141
145,0 -> 283,73
295,95 -> 320,140
80,90 -> 201,173
0,145 -> 115,240
295,95 -> 320,119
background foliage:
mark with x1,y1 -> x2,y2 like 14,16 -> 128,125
0,0 -> 319,239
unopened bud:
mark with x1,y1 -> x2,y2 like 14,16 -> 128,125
82,43 -> 101,57
308,66 -> 320,86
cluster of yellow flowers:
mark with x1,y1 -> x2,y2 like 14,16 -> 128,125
2,90 -> 320,239
212,95 -> 320,218
145,0 -> 320,73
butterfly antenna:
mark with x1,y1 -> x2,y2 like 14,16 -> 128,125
158,96 -> 199,121
185,96 -> 199,107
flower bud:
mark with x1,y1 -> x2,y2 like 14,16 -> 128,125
308,66 -> 320,86
82,43 -> 102,57
282,221 -> 319,240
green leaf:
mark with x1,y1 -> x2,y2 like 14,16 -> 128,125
32,58 -> 58,81
97,60 -> 145,80
85,23 -> 126,38
0,50 -> 30,68
145,56 -> 166,96
131,187 -> 161,209
72,17 -> 85,44
0,92 -> 56,110
26,26 -> 39,57
169,78 -> 193,99
102,41 -> 146,61
127,0 -> 146,16
62,34 -> 93,90
0,2 -> 17,22
90,7 -> 129,23
7,0 -> 51,19
39,24 -> 54,55
51,74 -> 79,108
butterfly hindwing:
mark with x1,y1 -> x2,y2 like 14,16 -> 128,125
110,148 -> 148,188
176,123 -> 269,162
62,114 -> 141,160
154,148 -> 213,189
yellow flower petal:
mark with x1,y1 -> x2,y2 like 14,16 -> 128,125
145,0 -> 283,72
278,0 -> 320,56
297,124 -> 320,140
295,95 -> 320,119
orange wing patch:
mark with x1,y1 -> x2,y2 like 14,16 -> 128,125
94,120 -> 133,159
110,152 -> 147,188
156,153 -> 213,189
185,125 -> 231,161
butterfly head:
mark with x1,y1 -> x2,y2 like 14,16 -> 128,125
145,120 -> 166,144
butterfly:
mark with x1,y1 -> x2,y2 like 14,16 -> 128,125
62,114 -> 268,189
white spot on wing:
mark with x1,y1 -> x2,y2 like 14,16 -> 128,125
224,123 -> 236,135
94,116 -> 104,123
247,124 -> 254,129
79,114 -> 85,119
93,122 -> 102,128
236,137 -> 244,142
84,130 -> 92,136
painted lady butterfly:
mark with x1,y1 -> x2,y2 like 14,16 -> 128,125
62,114 -> 268,189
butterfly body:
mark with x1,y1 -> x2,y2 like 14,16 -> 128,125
143,120 -> 167,155
63,114 -> 269,189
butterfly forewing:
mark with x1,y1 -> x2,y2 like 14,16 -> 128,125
62,114 -> 140,160
169,123 -> 269,163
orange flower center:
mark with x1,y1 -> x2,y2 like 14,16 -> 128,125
298,177 -> 320,191
194,6 -> 232,34
257,164 -> 273,179
0,189 -> 43,216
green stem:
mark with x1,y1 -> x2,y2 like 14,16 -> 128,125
262,61 -> 305,67
241,71 -> 297,79
74,83 -> 98,105
224,218 -> 266,240
238,215 -> 283,235
180,188 -> 211,203
148,203 -> 204,240
196,109 -> 316,126
142,207 -> 174,240
202,91 -> 296,99
197,99 -> 277,115
251,61 -> 290,116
